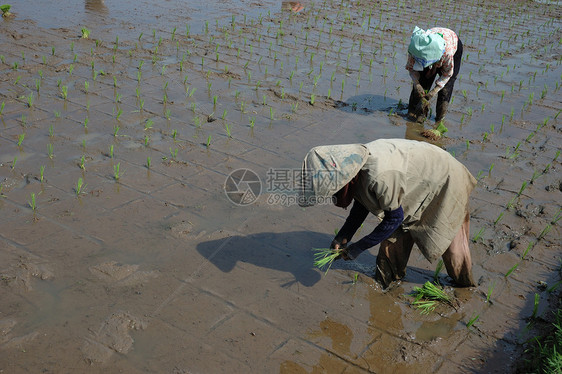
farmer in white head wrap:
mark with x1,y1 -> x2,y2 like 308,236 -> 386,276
406,26 -> 463,124
299,139 -> 476,288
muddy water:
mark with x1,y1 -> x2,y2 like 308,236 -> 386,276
0,0 -> 561,372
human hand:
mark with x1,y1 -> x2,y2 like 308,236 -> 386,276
415,83 -> 425,98
425,87 -> 440,101
330,237 -> 347,250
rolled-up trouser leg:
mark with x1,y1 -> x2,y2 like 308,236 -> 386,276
375,230 -> 414,288
408,86 -> 421,118
442,212 -> 475,287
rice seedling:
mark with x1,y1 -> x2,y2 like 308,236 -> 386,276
146,156 -> 151,169
113,163 -> 120,180
17,133 -> 25,147
27,192 -> 37,211
47,143 -> 54,159
0,101 -> 4,115
472,227 -> 485,242
310,94 -> 316,105
39,166 -> 45,182
411,281 -> 451,315
206,135 -> 211,148
79,154 -> 86,170
433,259 -> 444,283
505,262 -> 519,277
466,313 -> 479,329
486,281 -> 495,303
1,4 -> 12,17
75,177 -> 86,196
249,117 -> 255,128
61,86 -> 68,100
225,123 -> 231,138
113,125 -> 120,137
170,148 -> 178,159
522,241 -> 535,260
494,212 -> 504,226
144,135 -> 149,146
312,247 -> 339,275
269,108 -> 275,121
531,293 -> 540,318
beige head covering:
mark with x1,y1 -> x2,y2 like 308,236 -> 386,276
299,144 -> 369,207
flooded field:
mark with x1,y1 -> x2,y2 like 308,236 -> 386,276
0,0 -> 561,372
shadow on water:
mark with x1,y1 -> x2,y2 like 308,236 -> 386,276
196,230 -> 334,287
336,94 -> 402,116
196,230 -> 442,288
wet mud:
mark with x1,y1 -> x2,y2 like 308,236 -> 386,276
0,0 -> 561,372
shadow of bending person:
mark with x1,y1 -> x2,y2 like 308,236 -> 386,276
335,94 -> 401,116
196,231 -> 339,288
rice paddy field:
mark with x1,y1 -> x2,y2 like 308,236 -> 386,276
0,0 -> 561,372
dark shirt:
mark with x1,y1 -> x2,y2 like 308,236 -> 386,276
336,200 -> 404,259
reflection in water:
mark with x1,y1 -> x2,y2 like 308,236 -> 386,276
85,0 -> 107,14
281,2 -> 305,13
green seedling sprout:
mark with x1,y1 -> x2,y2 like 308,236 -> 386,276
206,135 -> 211,148
47,143 -> 54,159
522,241 -> 535,260
472,227 -> 485,242
225,123 -> 231,138
433,259 -> 444,283
0,101 -> 4,115
39,166 -> 45,182
352,273 -> 359,285
1,4 -> 12,17
249,117 -> 255,128
269,108 -> 275,121
79,155 -> 86,170
310,94 -> 316,105
17,133 -> 24,147
505,263 -> 519,277
531,293 -> 540,318
28,193 -> 36,211
466,313 -> 479,329
113,125 -> 120,137
312,248 -> 339,275
109,145 -> 114,158
10,157 -> 16,169
75,178 -> 85,196
113,163 -> 120,180
494,212 -> 504,226
486,281 -> 495,303
146,156 -> 151,169
61,86 -> 68,100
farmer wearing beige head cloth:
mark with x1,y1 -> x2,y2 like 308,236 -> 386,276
406,26 -> 463,124
299,139 -> 476,287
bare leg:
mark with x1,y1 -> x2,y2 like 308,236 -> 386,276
442,212 -> 475,287
375,231 -> 414,288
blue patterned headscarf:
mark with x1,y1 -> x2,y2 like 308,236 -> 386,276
408,26 -> 446,71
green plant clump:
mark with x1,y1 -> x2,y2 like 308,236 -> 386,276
312,247 -> 339,275
411,281 -> 451,314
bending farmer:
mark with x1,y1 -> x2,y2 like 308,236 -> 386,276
406,26 -> 463,124
299,139 -> 477,288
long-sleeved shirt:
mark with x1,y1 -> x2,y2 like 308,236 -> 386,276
336,201 -> 404,259
405,27 -> 458,89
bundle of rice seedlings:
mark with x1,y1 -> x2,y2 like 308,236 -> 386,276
1,4 -> 12,17
312,248 -> 339,275
421,122 -> 449,140
411,281 -> 451,315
